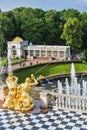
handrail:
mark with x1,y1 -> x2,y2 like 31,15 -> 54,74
47,92 -> 87,111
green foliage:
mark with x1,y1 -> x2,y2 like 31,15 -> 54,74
82,49 -> 87,61
1,58 -> 24,66
0,32 -> 5,55
61,17 -> 83,52
14,62 -> 87,83
81,12 -> 87,49
0,7 -> 87,53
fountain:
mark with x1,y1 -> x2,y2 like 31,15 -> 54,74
7,56 -> 12,74
70,63 -> 76,95
40,63 -> 87,111
57,63 -> 87,96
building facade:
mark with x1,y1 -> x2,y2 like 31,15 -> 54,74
7,36 -> 28,59
7,36 -> 70,61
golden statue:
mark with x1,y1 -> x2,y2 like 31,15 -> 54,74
3,72 -> 18,109
15,75 -> 38,111
3,73 -> 39,111
37,75 -> 45,80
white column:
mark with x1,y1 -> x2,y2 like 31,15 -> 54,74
57,51 -> 59,59
28,50 -> 30,57
68,49 -> 70,56
51,51 -> 53,57
34,49 -> 35,56
39,50 -> 41,57
64,51 -> 66,61
45,50 -> 47,57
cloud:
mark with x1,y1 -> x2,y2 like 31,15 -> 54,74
82,0 -> 87,3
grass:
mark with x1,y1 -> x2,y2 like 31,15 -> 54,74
13,62 -> 87,83
1,58 -> 24,66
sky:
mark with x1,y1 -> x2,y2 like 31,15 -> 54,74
0,0 -> 87,12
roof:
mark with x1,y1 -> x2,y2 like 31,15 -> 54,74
12,36 -> 23,42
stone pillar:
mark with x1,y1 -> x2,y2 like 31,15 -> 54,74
40,90 -> 50,108
68,49 -> 70,57
63,51 -> 66,61
34,50 -> 35,57
28,50 -> 30,57
57,51 -> 59,59
39,50 -> 41,57
51,51 -> 53,57
45,50 -> 47,57
0,86 -> 7,100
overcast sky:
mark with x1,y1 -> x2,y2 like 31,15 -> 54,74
0,0 -> 87,12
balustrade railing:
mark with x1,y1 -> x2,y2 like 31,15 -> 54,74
48,92 -> 87,111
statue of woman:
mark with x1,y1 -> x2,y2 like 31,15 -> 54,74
6,72 -> 18,90
3,72 -> 18,109
15,74 -> 38,111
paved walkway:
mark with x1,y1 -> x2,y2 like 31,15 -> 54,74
0,105 -> 87,130
12,59 -> 57,70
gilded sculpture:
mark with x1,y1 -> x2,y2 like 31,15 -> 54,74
3,73 -> 39,111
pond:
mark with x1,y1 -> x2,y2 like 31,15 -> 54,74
39,73 -> 87,96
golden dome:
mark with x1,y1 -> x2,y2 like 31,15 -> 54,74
12,36 -> 23,42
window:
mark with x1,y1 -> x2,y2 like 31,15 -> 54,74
12,46 -> 16,49
13,50 -> 16,55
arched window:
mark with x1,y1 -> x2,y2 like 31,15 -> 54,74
12,46 -> 16,55
12,46 -> 16,49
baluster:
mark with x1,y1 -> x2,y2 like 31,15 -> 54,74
77,98 -> 79,110
85,99 -> 86,110
60,96 -> 62,107
72,98 -> 74,109
59,96 -> 61,107
62,96 -> 64,107
68,97 -> 70,108
84,99 -> 86,110
55,96 -> 58,107
82,99 -> 85,110
75,98 -> 78,109
71,97 -> 73,108
72,98 -> 75,109
85,99 -> 87,110
57,96 -> 59,107
52,96 -> 55,106
70,97 -> 72,108
65,97 -> 67,108
79,99 -> 81,110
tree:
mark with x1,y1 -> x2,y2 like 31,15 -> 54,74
0,13 -> 15,53
0,13 -> 14,40
0,32 -> 5,56
13,7 -> 26,37
45,10 -> 64,45
60,9 -> 81,22
82,49 -> 87,61
81,12 -> 87,49
22,18 -> 45,44
61,17 -> 83,52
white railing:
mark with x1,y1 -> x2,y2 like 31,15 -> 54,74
48,92 -> 87,111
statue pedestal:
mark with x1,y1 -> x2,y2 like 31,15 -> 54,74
40,90 -> 50,108
0,85 -> 7,100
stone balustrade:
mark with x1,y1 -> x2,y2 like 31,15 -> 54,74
40,90 -> 87,111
